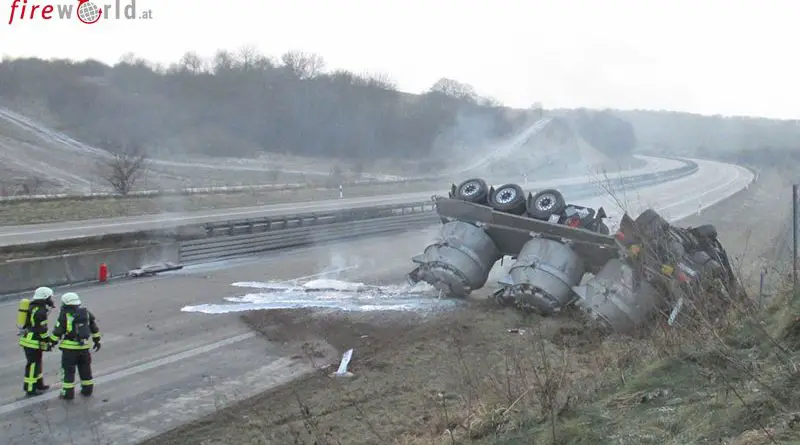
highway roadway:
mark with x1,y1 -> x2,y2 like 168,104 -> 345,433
0,157 -> 753,445
0,155 -> 684,246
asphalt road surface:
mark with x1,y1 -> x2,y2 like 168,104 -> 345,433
0,157 -> 752,445
0,156 -> 684,246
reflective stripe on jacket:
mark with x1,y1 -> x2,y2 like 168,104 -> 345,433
18,303 -> 50,350
49,307 -> 101,351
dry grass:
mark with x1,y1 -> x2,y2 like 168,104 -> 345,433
141,279 -> 800,445
0,179 -> 448,226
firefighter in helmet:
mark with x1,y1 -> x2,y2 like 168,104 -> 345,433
18,286 -> 57,397
49,292 -> 101,400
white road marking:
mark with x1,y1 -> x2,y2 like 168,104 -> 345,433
0,332 -> 255,416
656,166 -> 745,213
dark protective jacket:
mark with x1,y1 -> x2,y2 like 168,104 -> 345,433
18,300 -> 51,350
49,306 -> 101,350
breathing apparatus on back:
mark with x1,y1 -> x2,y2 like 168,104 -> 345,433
16,287 -> 54,336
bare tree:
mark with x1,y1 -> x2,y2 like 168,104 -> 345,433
530,101 -> 543,119
98,141 -> 149,195
179,51 -> 205,75
280,50 -> 326,79
429,77 -> 478,102
237,44 -> 259,72
212,49 -> 236,74
362,71 -> 396,90
18,176 -> 45,195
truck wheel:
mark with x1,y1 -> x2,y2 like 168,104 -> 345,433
527,189 -> 566,220
455,178 -> 489,204
489,183 -> 527,215
690,224 -> 718,239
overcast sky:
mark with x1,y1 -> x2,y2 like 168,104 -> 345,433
2,0 -> 797,119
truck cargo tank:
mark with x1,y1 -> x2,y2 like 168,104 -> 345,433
496,237 -> 585,314
572,258 -> 662,333
407,221 -> 502,298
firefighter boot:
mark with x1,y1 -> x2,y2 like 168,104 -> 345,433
24,388 -> 43,397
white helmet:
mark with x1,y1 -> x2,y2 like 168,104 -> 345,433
32,287 -> 54,301
61,292 -> 81,306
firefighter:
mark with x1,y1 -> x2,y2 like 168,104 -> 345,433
49,292 -> 101,400
18,286 -> 56,397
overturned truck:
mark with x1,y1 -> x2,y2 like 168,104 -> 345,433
407,178 -> 742,333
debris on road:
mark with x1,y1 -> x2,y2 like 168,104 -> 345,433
331,348 -> 355,378
127,262 -> 184,278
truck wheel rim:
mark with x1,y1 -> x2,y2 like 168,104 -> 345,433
496,188 -> 517,204
461,182 -> 479,196
535,194 -> 555,211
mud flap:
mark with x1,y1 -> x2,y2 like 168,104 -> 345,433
573,258 -> 661,333
407,221 -> 501,298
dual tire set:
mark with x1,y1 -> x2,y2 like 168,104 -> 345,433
451,178 -> 567,221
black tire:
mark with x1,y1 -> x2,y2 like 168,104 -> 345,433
455,178 -> 489,204
527,189 -> 566,220
489,183 -> 527,215
690,224 -> 718,239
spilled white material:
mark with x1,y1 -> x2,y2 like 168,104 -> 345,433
182,279 -> 455,314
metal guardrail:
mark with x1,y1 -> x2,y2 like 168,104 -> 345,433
181,202 -> 438,263
178,159 -> 700,263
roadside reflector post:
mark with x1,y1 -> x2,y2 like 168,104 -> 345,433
794,184 -> 799,295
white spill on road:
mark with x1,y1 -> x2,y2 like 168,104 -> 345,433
181,278 -> 459,314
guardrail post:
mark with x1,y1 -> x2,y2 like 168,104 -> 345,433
227,222 -> 235,236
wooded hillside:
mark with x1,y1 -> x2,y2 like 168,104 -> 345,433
0,49 -> 639,163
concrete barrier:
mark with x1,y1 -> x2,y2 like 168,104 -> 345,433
1,242 -> 179,296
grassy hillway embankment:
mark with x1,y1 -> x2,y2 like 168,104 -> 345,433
141,168 -> 800,445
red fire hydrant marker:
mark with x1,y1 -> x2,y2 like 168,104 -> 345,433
98,263 -> 108,283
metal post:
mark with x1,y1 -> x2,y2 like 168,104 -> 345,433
794,184 -> 799,294
759,268 -> 766,309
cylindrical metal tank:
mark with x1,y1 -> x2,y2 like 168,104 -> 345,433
407,221 -> 502,298
573,258 -> 663,333
498,237 -> 585,314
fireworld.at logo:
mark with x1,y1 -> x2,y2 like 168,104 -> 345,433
8,0 -> 153,25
